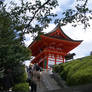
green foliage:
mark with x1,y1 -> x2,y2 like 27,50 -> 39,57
53,64 -> 60,73
53,56 -> 92,86
67,66 -> 92,85
0,3 -> 30,90
12,83 -> 29,92
13,65 -> 27,84
54,0 -> 92,29
1,0 -> 91,37
9,0 -> 58,34
0,69 -> 4,78
0,2 -> 30,71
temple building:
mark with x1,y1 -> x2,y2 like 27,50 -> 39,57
28,24 -> 82,69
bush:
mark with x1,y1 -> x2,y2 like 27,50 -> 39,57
67,66 -> 92,85
59,61 -> 77,80
13,65 -> 27,84
13,83 -> 29,92
53,64 -> 60,73
15,71 -> 27,83
66,59 -> 87,81
53,55 -> 92,86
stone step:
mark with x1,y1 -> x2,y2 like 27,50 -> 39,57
41,71 -> 61,91
44,84 -> 92,92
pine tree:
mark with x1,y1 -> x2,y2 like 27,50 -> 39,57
0,3 -> 30,90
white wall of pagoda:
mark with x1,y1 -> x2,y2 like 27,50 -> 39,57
47,54 -> 65,69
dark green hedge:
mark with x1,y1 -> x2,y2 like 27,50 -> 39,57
12,83 -> 29,92
13,65 -> 27,84
53,56 -> 92,86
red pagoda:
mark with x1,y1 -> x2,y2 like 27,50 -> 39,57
28,24 -> 82,69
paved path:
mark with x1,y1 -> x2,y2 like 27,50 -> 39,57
37,73 -> 48,92
37,71 -> 61,92
30,71 -> 92,92
42,71 -> 61,90
36,71 -> 92,92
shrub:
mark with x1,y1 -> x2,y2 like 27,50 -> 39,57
13,65 -> 27,84
67,66 -> 92,86
66,59 -> 87,81
59,61 -> 77,80
16,72 -> 27,83
53,55 -> 92,86
12,83 -> 29,92
53,64 -> 60,73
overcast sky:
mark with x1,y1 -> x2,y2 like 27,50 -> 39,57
4,0 -> 92,60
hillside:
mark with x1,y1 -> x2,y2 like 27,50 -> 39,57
53,55 -> 92,86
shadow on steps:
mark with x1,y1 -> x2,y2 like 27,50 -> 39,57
44,83 -> 92,92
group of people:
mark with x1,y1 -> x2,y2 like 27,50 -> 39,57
27,63 -> 41,92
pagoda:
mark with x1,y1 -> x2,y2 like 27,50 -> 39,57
28,24 -> 82,69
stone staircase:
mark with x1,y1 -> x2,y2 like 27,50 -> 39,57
41,71 -> 61,91
38,71 -> 92,92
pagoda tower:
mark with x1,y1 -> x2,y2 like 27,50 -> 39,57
28,24 -> 82,69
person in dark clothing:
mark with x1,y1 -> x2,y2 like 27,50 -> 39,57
33,63 -> 41,87
27,63 -> 42,92
34,63 -> 41,71
27,63 -> 37,92
27,78 -> 37,92
30,80 -> 37,92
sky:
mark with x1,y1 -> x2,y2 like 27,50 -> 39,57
3,0 -> 92,65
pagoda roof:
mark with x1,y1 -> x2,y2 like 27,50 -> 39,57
45,24 -> 73,41
29,24 -> 82,47
28,24 -> 83,56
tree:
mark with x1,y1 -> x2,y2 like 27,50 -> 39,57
0,2 -> 30,90
8,0 -> 58,36
55,0 -> 92,29
0,0 -> 59,90
0,0 -> 91,39
6,0 -> 92,35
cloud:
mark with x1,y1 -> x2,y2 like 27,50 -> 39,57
43,24 -> 56,33
62,20 -> 92,59
24,33 -> 33,47
58,0 -> 71,6
87,0 -> 92,10
4,0 -> 20,4
0,0 -> 5,2
51,0 -> 74,14
71,0 -> 92,11
71,41 -> 92,59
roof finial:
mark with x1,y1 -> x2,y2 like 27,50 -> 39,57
56,23 -> 61,29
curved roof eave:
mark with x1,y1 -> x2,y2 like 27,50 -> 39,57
28,24 -> 83,48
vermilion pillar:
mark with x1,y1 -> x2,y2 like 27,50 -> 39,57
43,60 -> 44,69
46,55 -> 48,69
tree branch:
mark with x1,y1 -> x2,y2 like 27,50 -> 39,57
83,0 -> 88,8
26,0 -> 50,28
